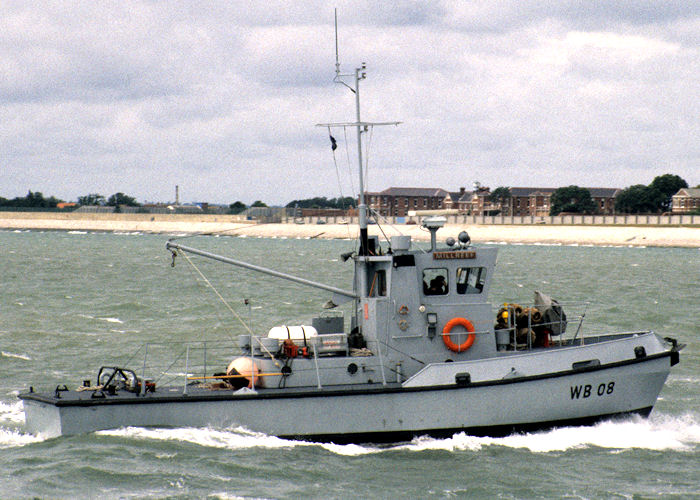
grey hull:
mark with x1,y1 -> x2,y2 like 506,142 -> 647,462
22,352 -> 672,441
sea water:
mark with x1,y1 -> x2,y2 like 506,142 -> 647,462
1,230 -> 698,499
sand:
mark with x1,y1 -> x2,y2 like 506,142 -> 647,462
1,212 -> 698,248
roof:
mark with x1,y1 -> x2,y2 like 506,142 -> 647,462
587,187 -> 621,198
508,187 -> 620,198
509,187 -> 556,197
673,188 -> 700,198
368,186 -> 622,199
378,187 -> 449,198
447,191 -> 472,202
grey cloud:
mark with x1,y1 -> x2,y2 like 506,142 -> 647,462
0,2 -> 697,205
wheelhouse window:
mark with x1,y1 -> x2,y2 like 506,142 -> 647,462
369,270 -> 386,296
423,268 -> 448,295
456,267 -> 486,294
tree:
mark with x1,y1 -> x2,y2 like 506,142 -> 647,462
649,174 -> 688,212
3,191 -> 61,208
77,193 -> 106,206
285,196 -> 356,209
229,201 -> 247,214
549,186 -> 596,215
488,187 -> 511,215
615,185 -> 664,214
250,200 -> 267,208
107,192 -> 140,207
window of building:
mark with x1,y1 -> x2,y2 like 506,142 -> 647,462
456,267 -> 487,294
423,199 -> 427,207
423,268 -> 449,295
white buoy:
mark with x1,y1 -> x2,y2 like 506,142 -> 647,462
227,357 -> 262,388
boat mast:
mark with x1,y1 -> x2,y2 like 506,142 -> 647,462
319,11 -> 400,298
333,10 -> 369,255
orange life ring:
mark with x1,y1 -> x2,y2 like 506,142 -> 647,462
442,317 -> 476,352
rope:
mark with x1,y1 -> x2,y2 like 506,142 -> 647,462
176,250 -> 283,368
179,251 -> 254,336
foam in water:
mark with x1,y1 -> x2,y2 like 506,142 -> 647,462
0,402 -> 46,448
98,426 -> 379,456
97,317 -> 124,324
97,414 -> 699,456
0,401 -> 26,424
1,351 -> 31,361
0,427 -> 44,449
398,414 -> 700,453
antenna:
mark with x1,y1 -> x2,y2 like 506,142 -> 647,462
334,8 -> 340,77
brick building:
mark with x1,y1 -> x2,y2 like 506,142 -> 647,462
671,188 -> 700,214
489,187 -> 619,216
366,185 -> 620,217
366,187 -> 449,217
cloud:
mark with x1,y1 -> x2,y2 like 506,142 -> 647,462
0,1 -> 698,205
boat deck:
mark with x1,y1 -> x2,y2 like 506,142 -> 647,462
20,381 -> 409,407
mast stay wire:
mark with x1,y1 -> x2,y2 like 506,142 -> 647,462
363,125 -> 373,196
327,126 -> 354,242
342,126 -> 356,199
341,125 -> 359,251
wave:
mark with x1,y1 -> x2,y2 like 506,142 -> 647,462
0,401 -> 26,424
96,413 -> 700,456
0,427 -> 44,449
98,426 -> 377,456
1,351 -> 31,361
396,413 -> 700,453
0,402 -> 47,448
97,317 -> 124,324
76,314 -> 124,324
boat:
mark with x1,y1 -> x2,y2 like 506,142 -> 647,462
20,22 -> 684,442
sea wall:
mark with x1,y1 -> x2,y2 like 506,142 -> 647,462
1,211 -> 698,248
284,213 -> 700,226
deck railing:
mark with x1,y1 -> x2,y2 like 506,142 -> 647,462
492,301 -> 589,351
112,332 -> 389,394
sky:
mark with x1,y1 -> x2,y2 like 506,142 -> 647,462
1,2 -> 698,206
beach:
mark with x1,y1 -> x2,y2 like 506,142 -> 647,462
1,212 -> 698,247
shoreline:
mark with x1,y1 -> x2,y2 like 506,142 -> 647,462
1,213 -> 698,248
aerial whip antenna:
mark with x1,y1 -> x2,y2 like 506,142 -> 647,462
333,9 -> 355,93
335,8 -> 340,77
